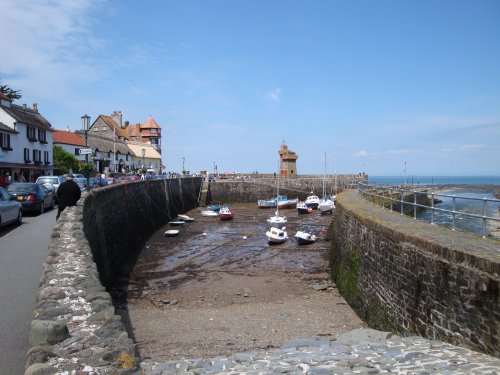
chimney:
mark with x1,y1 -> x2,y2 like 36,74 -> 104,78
124,120 -> 129,128
23,103 -> 27,109
32,103 -> 38,111
111,110 -> 122,127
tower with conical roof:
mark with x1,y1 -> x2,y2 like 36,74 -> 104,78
140,116 -> 161,153
278,142 -> 298,177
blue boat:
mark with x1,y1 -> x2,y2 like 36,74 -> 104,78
207,201 -> 223,211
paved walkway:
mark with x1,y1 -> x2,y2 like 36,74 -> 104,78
137,329 -> 500,375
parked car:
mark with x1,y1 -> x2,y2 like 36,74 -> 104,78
105,177 -> 116,185
73,178 -> 88,191
0,187 -> 22,227
36,175 -> 64,202
116,176 -> 133,184
6,183 -> 55,214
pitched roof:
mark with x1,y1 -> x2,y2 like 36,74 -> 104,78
1,103 -> 52,130
127,123 -> 142,137
99,115 -> 130,139
82,133 -> 132,155
140,116 -> 160,129
0,122 -> 18,133
127,142 -> 161,159
53,130 -> 87,146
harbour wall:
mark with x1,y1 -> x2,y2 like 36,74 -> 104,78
332,190 -> 499,356
207,174 -> 367,203
26,178 -> 202,374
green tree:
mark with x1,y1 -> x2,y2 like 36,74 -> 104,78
0,80 -> 22,100
53,145 -> 81,175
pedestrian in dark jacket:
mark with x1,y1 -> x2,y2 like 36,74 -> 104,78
56,174 -> 81,220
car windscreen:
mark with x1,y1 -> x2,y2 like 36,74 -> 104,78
38,178 -> 57,184
7,184 -> 37,193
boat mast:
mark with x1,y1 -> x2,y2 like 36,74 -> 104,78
276,157 -> 280,216
323,151 -> 326,197
334,156 -> 337,195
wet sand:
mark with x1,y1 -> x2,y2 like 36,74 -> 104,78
122,204 -> 364,362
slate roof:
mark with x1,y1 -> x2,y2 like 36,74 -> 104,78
53,130 -> 87,146
0,122 -> 18,133
1,103 -> 52,130
99,115 -> 130,140
81,132 -> 132,155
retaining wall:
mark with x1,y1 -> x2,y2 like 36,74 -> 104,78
331,190 -> 499,356
26,178 -> 202,374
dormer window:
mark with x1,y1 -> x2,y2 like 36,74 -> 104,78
93,126 -> 99,132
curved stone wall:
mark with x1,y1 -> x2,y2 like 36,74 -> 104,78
26,178 -> 202,374
331,190 -> 499,356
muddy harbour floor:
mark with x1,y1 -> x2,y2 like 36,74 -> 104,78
115,203 -> 364,362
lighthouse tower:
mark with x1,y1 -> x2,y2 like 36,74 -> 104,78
278,142 -> 298,177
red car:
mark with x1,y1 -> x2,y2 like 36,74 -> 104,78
116,176 -> 133,184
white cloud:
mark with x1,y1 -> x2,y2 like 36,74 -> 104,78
266,88 -> 282,102
461,144 -> 486,150
355,150 -> 369,157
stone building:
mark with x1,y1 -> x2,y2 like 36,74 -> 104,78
278,143 -> 298,177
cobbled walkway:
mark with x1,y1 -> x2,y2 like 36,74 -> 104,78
139,329 -> 500,374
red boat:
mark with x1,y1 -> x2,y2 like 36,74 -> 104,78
218,206 -> 234,220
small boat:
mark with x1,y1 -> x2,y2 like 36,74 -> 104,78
177,214 -> 195,222
297,201 -> 312,214
169,220 -> 185,226
305,193 -> 320,209
267,209 -> 287,228
294,231 -> 317,245
319,195 -> 335,214
266,227 -> 288,244
257,198 -> 277,208
276,195 -> 298,209
207,201 -> 223,211
218,206 -> 235,220
201,210 -> 218,217
164,229 -> 180,237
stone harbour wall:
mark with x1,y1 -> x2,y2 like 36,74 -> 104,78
26,178 -> 203,375
208,174 -> 367,203
331,190 -> 500,357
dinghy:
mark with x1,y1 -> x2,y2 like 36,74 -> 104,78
201,210 -> 218,217
218,206 -> 235,220
169,220 -> 185,226
177,214 -> 195,222
164,229 -> 180,237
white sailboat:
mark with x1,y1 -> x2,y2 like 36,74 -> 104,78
267,159 -> 287,227
319,152 -> 335,214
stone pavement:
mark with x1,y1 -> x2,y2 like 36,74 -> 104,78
139,329 -> 500,375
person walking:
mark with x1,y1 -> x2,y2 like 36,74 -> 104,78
56,174 -> 81,221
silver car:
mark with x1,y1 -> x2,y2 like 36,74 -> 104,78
0,187 -> 22,227
36,175 -> 65,190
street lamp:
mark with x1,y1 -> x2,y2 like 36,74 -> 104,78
141,148 -> 146,170
81,114 -> 90,163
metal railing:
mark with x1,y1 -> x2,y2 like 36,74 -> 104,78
358,183 -> 500,239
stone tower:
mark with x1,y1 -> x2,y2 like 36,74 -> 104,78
278,143 -> 298,177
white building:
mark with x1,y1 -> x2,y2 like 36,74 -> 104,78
0,93 -> 54,185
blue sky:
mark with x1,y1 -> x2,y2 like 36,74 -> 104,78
1,0 -> 499,176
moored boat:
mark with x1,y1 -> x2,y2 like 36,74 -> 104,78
305,193 -> 320,209
169,220 -> 185,226
218,206 -> 235,220
294,231 -> 317,245
297,201 -> 312,214
319,195 -> 335,214
177,214 -> 195,222
164,229 -> 180,237
267,210 -> 287,227
257,198 -> 277,208
276,195 -> 298,209
207,201 -> 223,211
201,210 -> 218,217
266,226 -> 288,244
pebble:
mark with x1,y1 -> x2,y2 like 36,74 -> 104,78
139,329 -> 500,374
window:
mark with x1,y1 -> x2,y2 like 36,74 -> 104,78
44,151 -> 50,164
115,152 -> 119,161
33,149 -> 41,163
26,126 -> 37,141
126,154 -> 129,161
150,129 -> 157,134
75,148 -> 80,156
24,148 -> 31,162
38,129 -> 47,143
93,126 -> 99,132
0,133 -> 11,150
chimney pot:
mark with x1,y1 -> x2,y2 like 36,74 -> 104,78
32,103 -> 38,111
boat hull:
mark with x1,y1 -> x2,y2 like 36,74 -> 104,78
258,199 -> 277,208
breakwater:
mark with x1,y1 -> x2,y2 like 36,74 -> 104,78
332,190 -> 499,356
207,174 -> 367,203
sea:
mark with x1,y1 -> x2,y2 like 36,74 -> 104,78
368,176 -> 500,238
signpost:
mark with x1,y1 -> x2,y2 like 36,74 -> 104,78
79,148 -> 93,155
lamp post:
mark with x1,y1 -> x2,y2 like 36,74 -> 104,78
141,148 -> 146,170
182,157 -> 185,174
81,114 -> 90,163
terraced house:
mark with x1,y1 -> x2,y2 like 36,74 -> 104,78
0,92 -> 54,186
